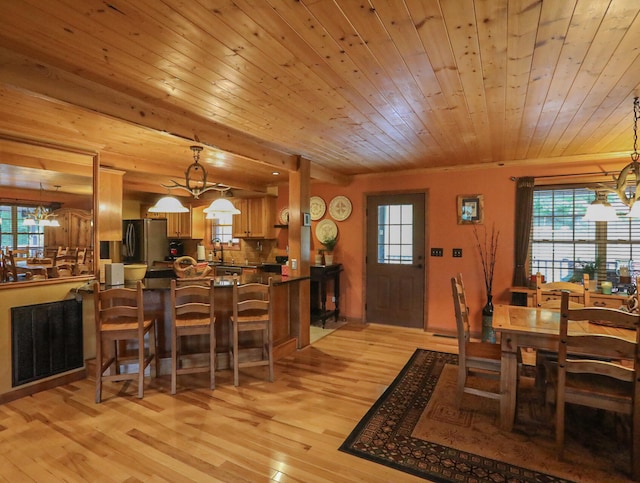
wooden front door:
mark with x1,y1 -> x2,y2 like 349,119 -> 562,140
365,192 -> 426,328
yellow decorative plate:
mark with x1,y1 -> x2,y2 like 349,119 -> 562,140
279,207 -> 289,224
329,195 -> 352,221
310,196 -> 326,220
315,219 -> 338,243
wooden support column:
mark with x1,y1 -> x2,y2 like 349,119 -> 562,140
288,155 -> 311,348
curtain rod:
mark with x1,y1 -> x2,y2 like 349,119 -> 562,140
510,171 -> 617,182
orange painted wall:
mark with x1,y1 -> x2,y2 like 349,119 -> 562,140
282,159 -> 627,336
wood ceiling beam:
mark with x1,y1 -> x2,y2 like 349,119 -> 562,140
0,48 -> 298,171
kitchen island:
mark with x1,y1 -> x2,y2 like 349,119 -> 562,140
80,273 -> 310,374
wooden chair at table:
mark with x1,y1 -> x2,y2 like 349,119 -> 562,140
450,273 -> 502,406
1,251 -> 17,282
52,252 -> 78,277
549,290 -> 640,480
535,272 -> 591,389
229,276 -> 274,386
169,278 -> 216,394
536,272 -> 590,307
3,250 -> 41,281
93,280 -> 158,403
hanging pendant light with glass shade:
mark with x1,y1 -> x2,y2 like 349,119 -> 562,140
150,145 -> 240,215
148,195 -> 189,213
203,196 -> 240,217
583,190 -> 618,222
589,97 -> 640,220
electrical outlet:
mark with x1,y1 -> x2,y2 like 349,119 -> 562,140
430,248 -> 443,257
452,248 -> 462,258
332,296 -> 336,302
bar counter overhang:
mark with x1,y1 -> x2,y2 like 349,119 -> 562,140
80,273 -> 311,373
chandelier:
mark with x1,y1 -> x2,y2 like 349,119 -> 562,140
149,145 -> 240,215
23,184 -> 60,227
584,97 -> 640,221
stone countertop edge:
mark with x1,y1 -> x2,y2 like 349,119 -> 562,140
76,274 -> 310,292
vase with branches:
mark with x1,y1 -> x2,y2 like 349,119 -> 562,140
473,224 -> 500,343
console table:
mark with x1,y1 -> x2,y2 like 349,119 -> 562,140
310,264 -> 343,327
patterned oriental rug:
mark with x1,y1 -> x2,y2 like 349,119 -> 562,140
339,349 -> 633,483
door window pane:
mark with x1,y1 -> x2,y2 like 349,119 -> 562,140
377,204 -> 413,264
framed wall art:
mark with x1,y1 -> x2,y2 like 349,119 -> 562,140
457,194 -> 484,224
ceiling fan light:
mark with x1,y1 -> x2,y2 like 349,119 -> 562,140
203,198 -> 240,215
148,196 -> 189,213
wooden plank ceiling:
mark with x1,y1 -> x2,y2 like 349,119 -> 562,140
0,0 -> 639,199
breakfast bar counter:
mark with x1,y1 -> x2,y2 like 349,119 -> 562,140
80,274 -> 310,373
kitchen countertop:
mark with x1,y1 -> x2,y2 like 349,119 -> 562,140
78,273 -> 309,292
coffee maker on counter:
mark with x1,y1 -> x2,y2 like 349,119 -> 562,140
167,240 -> 184,260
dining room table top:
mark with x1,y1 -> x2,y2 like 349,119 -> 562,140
493,304 -> 637,341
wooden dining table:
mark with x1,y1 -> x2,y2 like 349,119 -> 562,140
15,259 -> 54,278
493,304 -> 636,431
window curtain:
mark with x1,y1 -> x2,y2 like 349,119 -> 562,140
511,177 -> 534,305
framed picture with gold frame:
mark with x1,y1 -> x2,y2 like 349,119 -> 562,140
457,194 -> 484,224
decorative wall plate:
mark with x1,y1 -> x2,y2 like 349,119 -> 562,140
315,219 -> 338,243
279,207 -> 289,224
310,196 -> 326,220
329,195 -> 352,221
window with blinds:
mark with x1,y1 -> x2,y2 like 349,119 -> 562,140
0,205 -> 44,253
531,187 -> 640,286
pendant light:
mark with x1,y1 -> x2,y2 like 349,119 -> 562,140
582,191 -> 618,222
588,97 -> 640,220
148,195 -> 189,213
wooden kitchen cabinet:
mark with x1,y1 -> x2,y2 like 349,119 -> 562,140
143,205 -> 205,239
232,197 -> 276,238
44,208 -> 93,249
97,167 -> 124,241
166,205 -> 205,239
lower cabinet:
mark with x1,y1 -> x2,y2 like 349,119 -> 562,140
11,299 -> 83,387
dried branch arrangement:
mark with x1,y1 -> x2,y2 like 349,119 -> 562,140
473,224 -> 500,297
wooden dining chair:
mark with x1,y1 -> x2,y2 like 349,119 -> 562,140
451,273 -> 502,406
169,278 -> 216,394
536,272 -> 590,307
93,280 -> 158,403
229,277 -> 274,386
550,291 -> 640,479
2,252 -> 18,282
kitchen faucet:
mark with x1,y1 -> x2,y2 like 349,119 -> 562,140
213,238 -> 223,263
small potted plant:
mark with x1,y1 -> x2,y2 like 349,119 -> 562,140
320,235 -> 338,265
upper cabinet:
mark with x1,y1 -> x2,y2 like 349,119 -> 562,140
167,205 -> 205,239
97,167 -> 124,241
141,204 -> 205,239
232,197 -> 276,239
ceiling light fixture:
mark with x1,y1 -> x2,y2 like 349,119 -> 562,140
585,97 -> 640,221
23,183 -> 60,227
203,189 -> 240,217
148,195 -> 189,213
161,145 -> 231,199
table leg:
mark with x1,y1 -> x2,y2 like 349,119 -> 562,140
499,335 -> 518,431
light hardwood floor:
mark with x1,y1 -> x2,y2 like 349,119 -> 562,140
0,324 -> 458,482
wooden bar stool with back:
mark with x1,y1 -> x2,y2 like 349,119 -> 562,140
229,276 -> 274,386
169,278 -> 216,394
93,280 -> 158,403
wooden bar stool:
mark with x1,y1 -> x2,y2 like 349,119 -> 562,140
170,278 -> 216,394
93,280 -> 158,403
229,277 -> 274,386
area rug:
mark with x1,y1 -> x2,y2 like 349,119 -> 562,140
339,349 -> 633,482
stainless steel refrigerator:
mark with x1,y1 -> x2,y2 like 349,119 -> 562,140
122,218 -> 168,265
